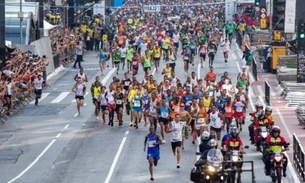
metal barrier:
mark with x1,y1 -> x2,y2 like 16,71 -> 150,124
53,46 -> 76,69
265,81 -> 270,105
252,58 -> 258,81
293,133 -> 305,182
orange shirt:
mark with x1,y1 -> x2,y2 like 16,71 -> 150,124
171,102 -> 180,119
224,102 -> 234,118
117,36 -> 124,45
205,72 -> 216,81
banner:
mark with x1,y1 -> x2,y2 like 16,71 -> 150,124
225,0 -> 234,22
143,5 -> 161,12
284,0 -> 296,33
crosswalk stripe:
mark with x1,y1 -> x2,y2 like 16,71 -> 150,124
51,92 -> 70,103
30,93 -> 50,104
71,92 -> 90,102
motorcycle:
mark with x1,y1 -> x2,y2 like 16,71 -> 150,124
191,149 -> 227,183
257,126 -> 269,153
226,150 -> 243,183
269,143 -> 290,183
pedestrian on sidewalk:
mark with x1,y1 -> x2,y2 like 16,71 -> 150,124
73,41 -> 86,69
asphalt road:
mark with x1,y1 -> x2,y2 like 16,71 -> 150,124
0,40 -> 291,183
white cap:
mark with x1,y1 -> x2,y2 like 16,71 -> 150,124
242,65 -> 247,69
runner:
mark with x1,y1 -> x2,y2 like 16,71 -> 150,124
166,113 -> 185,168
33,74 -> 43,106
74,68 -> 88,83
179,103 -> 192,150
143,126 -> 162,181
97,48 -> 110,76
72,77 -> 86,116
158,98 -> 170,143
91,76 -> 102,120
220,38 -> 230,63
99,86 -> 109,125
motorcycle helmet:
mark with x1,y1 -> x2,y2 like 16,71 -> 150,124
201,131 -> 210,141
257,109 -> 264,120
265,106 -> 272,112
255,101 -> 263,109
271,126 -> 281,134
230,127 -> 239,138
208,139 -> 218,148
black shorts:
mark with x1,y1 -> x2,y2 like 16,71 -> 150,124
159,117 -> 169,125
101,105 -> 109,111
163,48 -> 168,52
208,53 -> 215,60
173,42 -> 179,48
115,104 -> 123,111
75,96 -> 84,100
144,67 -> 151,72
114,61 -> 120,65
210,126 -> 222,133
171,141 -> 182,152
121,57 -> 126,61
133,66 -> 139,71
190,119 -> 195,128
5,95 -> 12,99
35,89 -> 42,96
200,54 -> 206,60
154,57 -> 160,62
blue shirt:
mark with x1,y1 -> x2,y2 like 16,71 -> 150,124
222,133 -> 231,145
183,94 -> 193,111
147,133 -> 160,155
99,53 -> 106,61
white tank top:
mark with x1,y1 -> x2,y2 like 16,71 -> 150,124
191,77 -> 198,86
100,93 -> 107,106
34,79 -> 43,90
162,85 -> 171,95
171,121 -> 184,142
214,90 -> 221,101
149,99 -> 157,116
171,77 -> 177,87
78,73 -> 86,83
210,111 -> 222,128
6,83 -> 12,95
234,101 -> 245,113
240,93 -> 246,102
75,83 -> 84,96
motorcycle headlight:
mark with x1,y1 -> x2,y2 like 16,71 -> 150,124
274,156 -> 282,162
208,165 -> 216,172
232,156 -> 239,162
261,132 -> 268,138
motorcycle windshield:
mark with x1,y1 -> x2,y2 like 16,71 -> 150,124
207,149 -> 224,165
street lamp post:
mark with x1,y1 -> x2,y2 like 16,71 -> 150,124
18,0 -> 24,44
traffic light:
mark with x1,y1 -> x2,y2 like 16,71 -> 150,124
298,19 -> 305,40
272,0 -> 285,31
255,0 -> 260,6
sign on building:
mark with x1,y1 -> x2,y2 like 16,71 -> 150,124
143,5 -> 161,12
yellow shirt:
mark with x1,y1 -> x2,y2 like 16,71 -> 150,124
80,24 -> 87,33
102,34 -> 108,42
201,97 -> 211,109
128,89 -> 136,102
87,28 -> 93,37
267,114 -> 275,122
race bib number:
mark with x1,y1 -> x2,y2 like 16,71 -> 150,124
125,81 -> 130,86
161,112 -> 168,118
174,107 -> 179,112
183,56 -> 189,60
200,48 -> 206,54
186,101 -> 192,106
116,100 -> 122,105
133,61 -> 138,65
148,140 -> 156,147
150,107 -> 156,113
225,107 -> 231,113
134,100 -> 141,107
197,118 -> 205,123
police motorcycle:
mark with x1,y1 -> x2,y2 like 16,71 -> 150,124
266,143 -> 290,183
191,149 -> 227,183
223,146 -> 249,183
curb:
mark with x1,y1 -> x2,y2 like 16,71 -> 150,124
46,65 -> 66,81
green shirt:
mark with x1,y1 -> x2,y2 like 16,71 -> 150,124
114,50 -> 121,62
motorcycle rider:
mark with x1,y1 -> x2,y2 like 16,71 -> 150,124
253,109 -> 273,151
264,126 -> 289,176
224,127 -> 246,154
265,106 -> 275,125
221,122 -> 237,147
199,131 -> 212,153
200,139 -> 220,161
248,102 -> 264,144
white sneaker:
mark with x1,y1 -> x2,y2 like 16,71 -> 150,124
96,116 -> 99,120
162,140 -> 166,144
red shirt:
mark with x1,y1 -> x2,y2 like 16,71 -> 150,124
225,137 -> 244,150
132,56 -> 139,68
254,116 -> 273,128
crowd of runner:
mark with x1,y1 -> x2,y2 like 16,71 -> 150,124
65,0 -> 289,181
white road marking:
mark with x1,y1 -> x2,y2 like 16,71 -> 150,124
196,138 -> 201,161
71,92 -> 89,103
51,92 -> 70,103
30,93 -> 50,104
63,124 -> 69,130
152,68 -> 156,75
197,63 -> 201,79
7,139 -> 57,183
104,137 -> 127,183
125,131 -> 129,135
101,68 -> 116,85
55,133 -> 61,139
